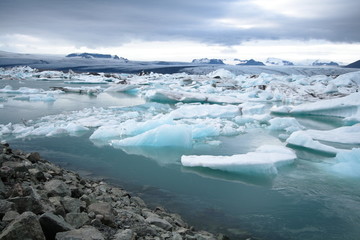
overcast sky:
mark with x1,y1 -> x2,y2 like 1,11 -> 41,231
0,0 -> 359,63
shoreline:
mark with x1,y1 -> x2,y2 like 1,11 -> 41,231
0,142 -> 231,240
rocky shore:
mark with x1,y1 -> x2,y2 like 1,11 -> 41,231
0,143 -> 226,240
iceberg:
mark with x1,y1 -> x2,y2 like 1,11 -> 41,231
331,148 -> 360,177
268,117 -> 304,133
169,104 -> 240,119
303,124 -> 360,145
110,124 -> 192,148
286,131 -> 339,155
284,92 -> 360,118
181,145 -> 296,175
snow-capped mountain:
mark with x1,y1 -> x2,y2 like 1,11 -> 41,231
191,58 -> 224,64
235,59 -> 265,66
66,53 -> 128,62
266,58 -> 294,66
294,59 -> 340,66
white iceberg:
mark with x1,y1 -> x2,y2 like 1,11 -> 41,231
268,117 -> 304,133
286,131 -> 339,155
110,124 -> 192,148
169,104 -> 240,119
331,148 -> 360,177
286,92 -> 360,118
181,145 -> 296,175
303,124 -> 360,145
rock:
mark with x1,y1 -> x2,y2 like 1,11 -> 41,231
113,229 -> 136,240
0,199 -> 15,218
29,168 -> 47,181
45,179 -> 71,197
2,210 -> 20,222
2,160 -> 31,172
55,226 -> 104,240
0,211 -> 45,240
61,196 -> 85,213
65,212 -> 89,228
27,152 -> 41,163
49,196 -> 66,217
145,215 -> 173,231
8,196 -> 44,214
0,166 -> 14,180
39,211 -> 74,240
0,178 -> 5,196
88,202 -> 116,227
172,232 -> 183,240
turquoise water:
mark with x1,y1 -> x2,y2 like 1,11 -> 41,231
2,80 -> 360,239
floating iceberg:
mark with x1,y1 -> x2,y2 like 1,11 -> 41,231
302,124 -> 360,145
181,145 -> 296,175
268,117 -> 304,133
286,131 -> 339,155
273,92 -> 360,118
111,124 -> 192,148
104,84 -> 139,92
169,104 -> 240,119
331,148 -> 360,177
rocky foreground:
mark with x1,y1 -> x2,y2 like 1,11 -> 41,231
0,143 -> 226,240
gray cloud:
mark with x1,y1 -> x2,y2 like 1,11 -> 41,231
0,0 -> 359,48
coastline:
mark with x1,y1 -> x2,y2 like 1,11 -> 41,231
0,143 -> 228,240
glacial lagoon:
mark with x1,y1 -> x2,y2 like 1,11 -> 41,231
1,67 -> 360,239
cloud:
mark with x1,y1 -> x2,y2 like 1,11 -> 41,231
0,0 -> 359,48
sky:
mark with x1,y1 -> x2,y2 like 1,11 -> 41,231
0,0 -> 359,63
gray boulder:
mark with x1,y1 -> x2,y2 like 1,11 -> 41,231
2,210 -> 20,222
0,199 -> 14,218
65,212 -> 89,228
39,211 -> 74,239
0,211 -> 45,240
113,229 -> 136,240
55,226 -> 104,240
45,179 -> 71,197
61,196 -> 85,213
145,215 -> 173,231
88,202 -> 116,227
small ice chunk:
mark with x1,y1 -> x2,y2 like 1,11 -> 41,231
111,124 -> 192,148
181,145 -> 296,175
268,117 -> 304,133
286,131 -> 339,155
331,148 -> 360,177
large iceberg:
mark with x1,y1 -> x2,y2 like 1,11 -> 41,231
181,145 -> 296,175
272,92 -> 360,119
111,124 -> 193,148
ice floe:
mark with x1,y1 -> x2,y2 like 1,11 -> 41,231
181,145 -> 296,175
331,148 -> 360,177
111,124 -> 193,148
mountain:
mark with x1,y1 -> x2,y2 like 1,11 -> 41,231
345,60 -> 360,68
191,58 -> 224,64
236,59 -> 265,66
312,60 -> 339,66
66,52 -> 128,62
266,57 -> 294,66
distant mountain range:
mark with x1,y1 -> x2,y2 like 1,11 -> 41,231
66,53 -> 128,62
192,57 -> 344,67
